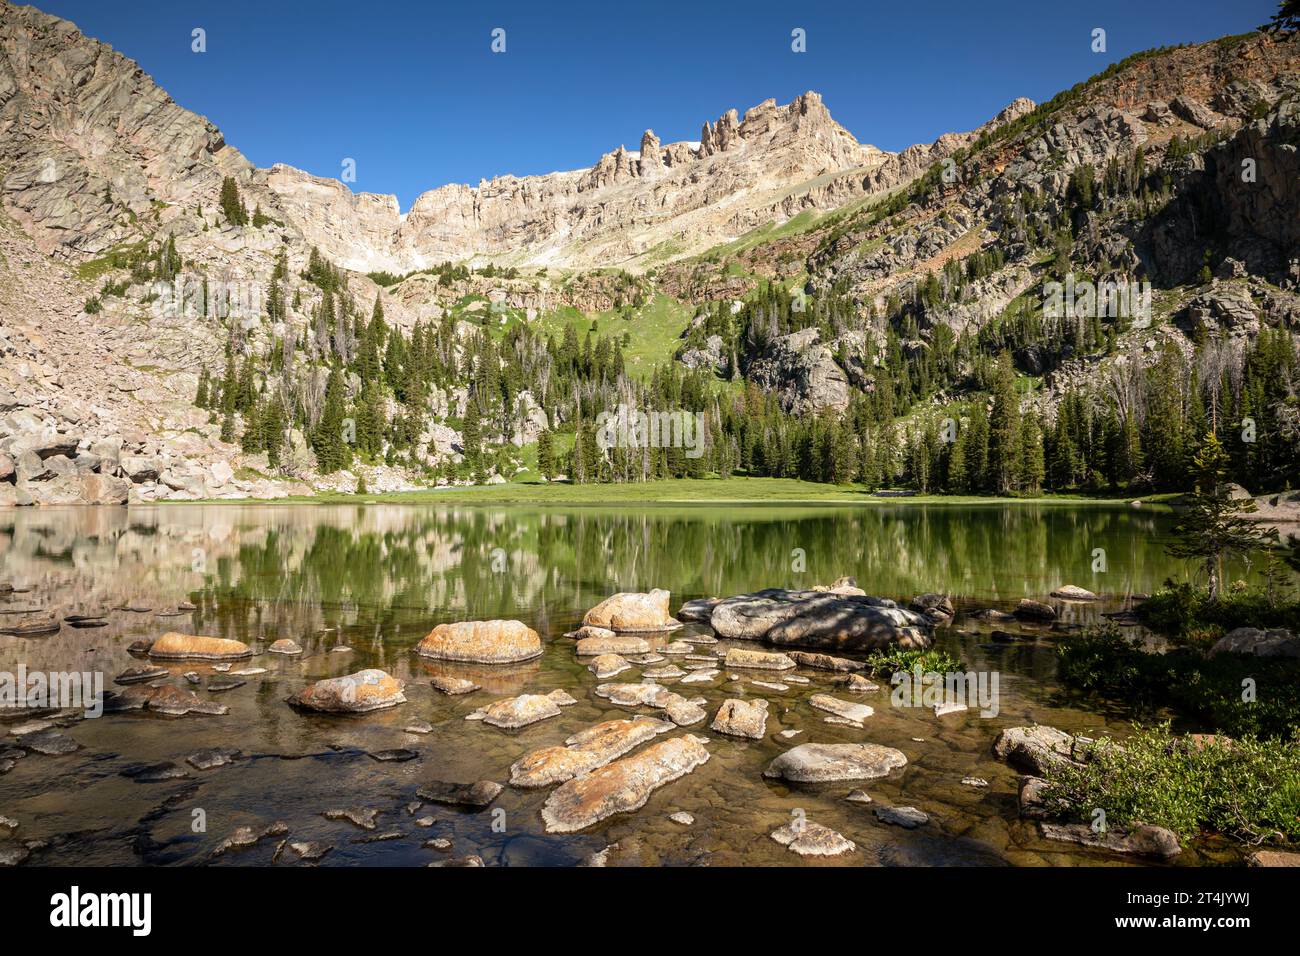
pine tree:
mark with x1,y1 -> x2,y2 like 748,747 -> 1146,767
1168,430 -> 1275,600
194,367 -> 210,408
537,429 -> 556,480
219,177 -> 248,227
311,366 -> 351,473
987,353 -> 1021,495
461,400 -> 483,480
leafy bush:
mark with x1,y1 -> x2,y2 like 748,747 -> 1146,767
863,646 -> 962,677
1058,625 -> 1300,739
1042,723 -> 1300,845
1138,581 -> 1300,642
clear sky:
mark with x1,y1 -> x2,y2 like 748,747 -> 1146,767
25,0 -> 1280,209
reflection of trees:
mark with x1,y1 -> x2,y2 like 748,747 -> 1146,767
2,505 -> 1283,645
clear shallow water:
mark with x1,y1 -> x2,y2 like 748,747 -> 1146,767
0,502 -> 1261,867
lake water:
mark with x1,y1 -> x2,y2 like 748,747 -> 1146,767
0,502 -> 1264,867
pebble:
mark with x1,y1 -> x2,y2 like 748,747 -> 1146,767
668,812 -> 695,825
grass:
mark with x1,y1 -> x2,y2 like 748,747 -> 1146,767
261,476 -> 1167,507
1041,723 -> 1300,845
1137,582 -> 1300,644
531,293 -> 694,378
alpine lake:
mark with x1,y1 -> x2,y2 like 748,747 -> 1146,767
0,500 -> 1273,867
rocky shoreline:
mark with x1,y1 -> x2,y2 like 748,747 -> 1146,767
4,574 -> 1295,867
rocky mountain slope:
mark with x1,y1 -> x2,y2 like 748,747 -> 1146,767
1,0 -> 1297,508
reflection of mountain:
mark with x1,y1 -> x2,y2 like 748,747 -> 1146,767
2,503 -> 1255,641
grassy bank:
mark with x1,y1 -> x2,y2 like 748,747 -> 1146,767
212,477 -> 1174,507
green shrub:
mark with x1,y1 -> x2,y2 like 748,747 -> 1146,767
863,646 -> 962,677
1059,625 -> 1300,739
1042,723 -> 1300,845
1138,581 -> 1300,641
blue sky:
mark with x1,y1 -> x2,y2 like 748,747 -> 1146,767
30,0 -> 1278,208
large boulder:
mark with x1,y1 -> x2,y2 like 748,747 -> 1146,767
582,589 -> 678,632
763,742 -> 907,783
148,631 -> 252,661
992,725 -> 1080,774
1040,822 -> 1181,860
415,620 -> 542,664
540,736 -> 710,832
1209,627 -> 1300,659
287,669 -> 406,713
711,588 -> 929,651
467,689 -> 575,729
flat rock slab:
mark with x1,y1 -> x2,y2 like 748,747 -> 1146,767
417,780 -> 503,808
16,729 -> 80,755
510,717 -> 674,788
582,589 -> 680,632
724,647 -> 796,670
107,684 -> 229,717
1040,822 -> 1181,860
368,748 -> 418,762
468,689 -> 575,729
416,620 -> 542,664
541,736 -> 710,832
788,651 -> 865,672
187,747 -> 240,770
711,589 -> 929,651
710,698 -> 769,739
287,669 -> 406,714
1050,585 -> 1099,601
809,694 -> 873,724
770,820 -> 856,856
114,666 -> 169,685
764,742 -> 907,783
148,632 -> 252,661
429,675 -> 480,695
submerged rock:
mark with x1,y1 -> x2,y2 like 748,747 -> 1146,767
1040,822 -> 1181,860
107,684 -> 229,717
875,805 -> 929,828
509,717 -> 674,787
763,742 -> 907,783
429,675 -> 481,695
113,666 -> 169,685
711,588 -> 929,651
710,698 -> 769,739
416,620 -> 542,664
289,841 -> 332,862
468,689 -> 575,729
540,736 -> 710,832
147,632 -> 252,661
770,820 -> 856,857
416,779 -> 503,808
287,669 -> 406,714
669,811 -> 695,825
16,729 -> 79,755
268,639 -> 303,656
186,747 -> 240,770
582,589 -> 679,632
